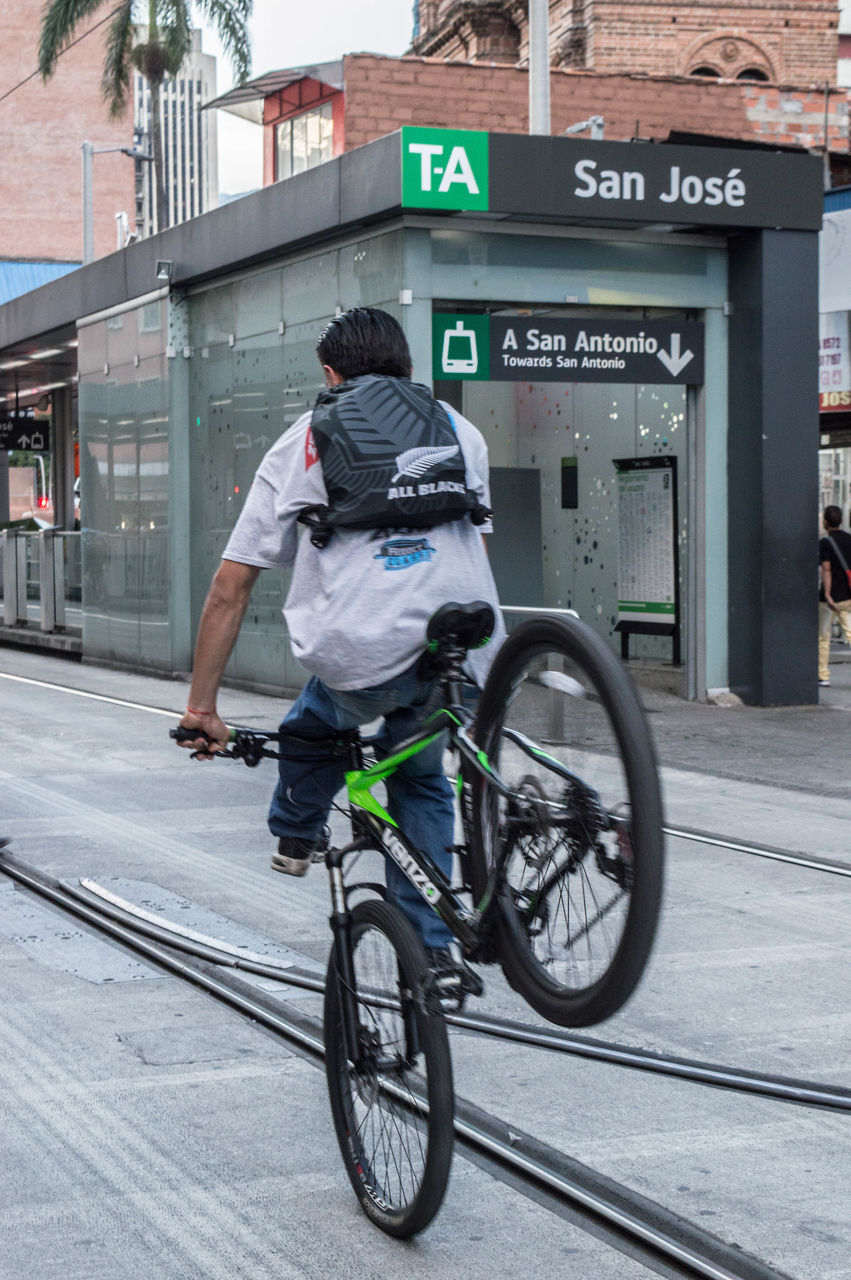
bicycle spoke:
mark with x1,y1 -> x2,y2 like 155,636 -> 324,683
324,901 -> 453,1235
472,615 -> 663,1025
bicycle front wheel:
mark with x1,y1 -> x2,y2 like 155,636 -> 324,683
323,899 -> 454,1237
471,615 -> 664,1027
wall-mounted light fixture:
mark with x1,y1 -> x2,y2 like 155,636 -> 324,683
155,260 -> 173,283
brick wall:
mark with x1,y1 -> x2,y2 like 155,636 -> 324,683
582,1 -> 840,83
342,54 -> 849,153
415,0 -> 841,85
0,0 -> 135,263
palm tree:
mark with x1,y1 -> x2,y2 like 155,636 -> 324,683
39,1 -> 252,235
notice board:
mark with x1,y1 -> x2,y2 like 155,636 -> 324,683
614,456 -> 680,662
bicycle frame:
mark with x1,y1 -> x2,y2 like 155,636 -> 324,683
327,705 -> 556,961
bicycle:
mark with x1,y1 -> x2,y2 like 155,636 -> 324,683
172,601 -> 664,1237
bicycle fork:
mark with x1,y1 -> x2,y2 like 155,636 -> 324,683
325,845 -> 423,1072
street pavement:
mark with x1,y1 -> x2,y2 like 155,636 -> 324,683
0,642 -> 849,1280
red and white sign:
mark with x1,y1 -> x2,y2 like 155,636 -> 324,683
819,312 -> 851,410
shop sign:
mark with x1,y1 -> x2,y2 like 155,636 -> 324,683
401,128 -> 822,231
820,390 -> 851,412
433,313 -> 704,384
0,409 -> 49,452
818,312 -> 851,411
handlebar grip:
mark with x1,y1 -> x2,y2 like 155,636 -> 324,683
170,727 -> 213,745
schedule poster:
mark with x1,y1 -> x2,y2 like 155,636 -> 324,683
614,457 -> 678,630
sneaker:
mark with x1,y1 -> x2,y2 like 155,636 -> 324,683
311,825 -> 332,864
270,836 -> 316,876
819,678 -> 831,687
424,946 -> 483,1008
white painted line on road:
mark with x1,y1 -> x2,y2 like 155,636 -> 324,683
0,671 -> 179,717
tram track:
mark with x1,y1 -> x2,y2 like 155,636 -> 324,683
0,847 -> 824,1280
67,872 -> 851,1114
663,824 -> 851,878
4,857 -> 849,1115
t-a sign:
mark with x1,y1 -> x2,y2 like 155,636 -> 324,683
401,128 -> 489,211
399,127 -> 821,230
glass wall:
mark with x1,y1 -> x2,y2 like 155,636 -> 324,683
187,231 -> 404,689
75,219 -> 725,693
461,373 -> 688,660
78,299 -> 170,668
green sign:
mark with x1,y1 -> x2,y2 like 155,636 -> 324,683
401,128 -> 489,211
432,313 -> 491,381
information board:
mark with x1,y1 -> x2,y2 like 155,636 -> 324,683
432,313 -> 704,385
614,457 -> 679,651
0,408 -> 50,452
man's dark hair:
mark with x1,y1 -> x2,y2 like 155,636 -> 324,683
824,504 -> 843,529
316,307 -> 412,380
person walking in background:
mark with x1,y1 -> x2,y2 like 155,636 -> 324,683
818,505 -> 851,687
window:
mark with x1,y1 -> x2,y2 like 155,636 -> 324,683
275,102 -> 335,182
690,66 -> 720,77
139,301 -> 162,333
736,67 -> 769,81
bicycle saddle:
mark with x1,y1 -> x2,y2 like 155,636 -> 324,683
426,601 -> 495,651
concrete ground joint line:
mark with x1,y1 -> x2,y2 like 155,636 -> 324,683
0,670 -> 183,717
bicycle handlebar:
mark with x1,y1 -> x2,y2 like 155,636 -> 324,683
169,725 -> 360,765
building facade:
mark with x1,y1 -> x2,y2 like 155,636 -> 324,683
207,54 -> 850,175
412,0 -> 841,84
0,0 -> 135,266
0,129 -> 823,706
134,28 -> 219,236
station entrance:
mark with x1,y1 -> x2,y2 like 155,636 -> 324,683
434,307 -> 698,676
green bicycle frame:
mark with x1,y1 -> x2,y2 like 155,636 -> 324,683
341,707 -> 515,954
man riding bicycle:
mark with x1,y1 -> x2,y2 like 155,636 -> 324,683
178,307 -> 502,963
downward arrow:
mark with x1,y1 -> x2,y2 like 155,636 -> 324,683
656,333 -> 694,377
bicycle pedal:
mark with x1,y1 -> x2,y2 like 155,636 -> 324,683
424,961 -> 483,1014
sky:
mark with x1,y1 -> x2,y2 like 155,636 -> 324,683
196,1 -> 415,193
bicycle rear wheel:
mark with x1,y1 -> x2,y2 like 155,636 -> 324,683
324,899 -> 454,1237
471,615 -> 664,1027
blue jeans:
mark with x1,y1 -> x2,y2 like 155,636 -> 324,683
268,664 -> 454,948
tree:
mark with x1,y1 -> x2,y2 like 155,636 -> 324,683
39,1 -> 252,236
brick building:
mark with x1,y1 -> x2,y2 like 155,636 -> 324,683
209,52 -> 849,181
0,1 -> 135,283
411,0 -> 841,85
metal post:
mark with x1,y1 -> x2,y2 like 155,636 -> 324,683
52,386 -> 75,531
82,141 -> 95,265
528,0 -> 551,135
5,531 -> 28,625
39,531 -> 54,631
39,530 -> 65,632
0,450 -> 9,523
0,533 -> 10,625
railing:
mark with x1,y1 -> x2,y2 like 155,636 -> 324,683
0,530 -> 81,632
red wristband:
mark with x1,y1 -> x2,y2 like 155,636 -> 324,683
187,705 -> 216,716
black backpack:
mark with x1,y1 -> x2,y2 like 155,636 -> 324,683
301,375 -> 488,547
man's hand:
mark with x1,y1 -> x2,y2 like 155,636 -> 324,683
178,561 -> 260,759
177,708 -> 230,760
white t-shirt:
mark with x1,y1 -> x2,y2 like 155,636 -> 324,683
222,403 -> 503,691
